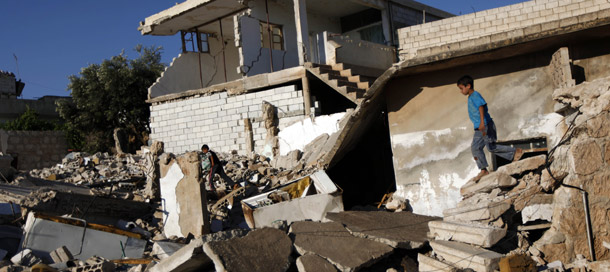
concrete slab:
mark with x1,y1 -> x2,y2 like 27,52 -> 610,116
296,254 -> 338,272
290,221 -> 394,272
149,239 -> 210,272
521,194 -> 554,224
325,211 -> 439,249
21,212 -> 146,263
151,241 -> 186,260
149,229 -> 248,272
460,172 -> 517,196
203,228 -> 292,272
430,240 -> 503,272
417,253 -> 458,272
428,220 -> 506,248
241,170 -> 343,229
497,155 -> 546,176
443,201 -> 511,223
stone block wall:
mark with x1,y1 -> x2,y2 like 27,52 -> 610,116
398,0 -> 610,59
149,85 -> 306,155
0,130 -> 68,170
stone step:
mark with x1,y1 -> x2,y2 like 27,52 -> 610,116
428,220 -> 507,248
443,200 -> 511,223
418,253 -> 458,272
430,240 -> 503,272
460,171 -> 517,196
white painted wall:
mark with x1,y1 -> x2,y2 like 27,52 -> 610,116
237,1 -> 300,76
149,35 -> 240,98
160,162 -> 185,238
277,112 -> 345,156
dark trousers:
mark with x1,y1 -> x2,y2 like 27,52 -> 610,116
208,164 -> 235,190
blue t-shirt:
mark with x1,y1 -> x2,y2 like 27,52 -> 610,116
468,91 -> 492,129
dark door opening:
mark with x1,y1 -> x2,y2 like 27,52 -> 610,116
327,108 -> 396,209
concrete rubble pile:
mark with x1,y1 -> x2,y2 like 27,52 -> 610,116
0,126 -> 349,271
419,76 -> 610,272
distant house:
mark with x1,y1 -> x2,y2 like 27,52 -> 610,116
0,71 -> 69,124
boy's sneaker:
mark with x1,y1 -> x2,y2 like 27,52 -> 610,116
513,148 -> 524,162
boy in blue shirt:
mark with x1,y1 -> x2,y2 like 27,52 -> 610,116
457,75 -> 523,182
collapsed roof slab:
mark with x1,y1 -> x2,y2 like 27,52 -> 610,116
138,0 -> 248,36
321,10 -> 610,169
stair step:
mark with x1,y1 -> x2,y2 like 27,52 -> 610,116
430,240 -> 503,272
331,63 -> 344,70
338,86 -> 364,98
428,220 -> 506,248
418,254 -> 459,272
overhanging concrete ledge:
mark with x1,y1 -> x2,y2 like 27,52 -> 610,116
138,0 -> 248,36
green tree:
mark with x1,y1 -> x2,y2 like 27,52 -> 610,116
58,45 -> 165,153
0,106 -> 58,131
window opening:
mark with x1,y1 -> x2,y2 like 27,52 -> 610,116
260,22 -> 284,50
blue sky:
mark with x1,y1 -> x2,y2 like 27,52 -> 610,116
0,0 -> 527,99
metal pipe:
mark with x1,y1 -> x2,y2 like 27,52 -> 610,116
219,19 -> 228,82
581,185 -> 596,261
265,0 -> 274,72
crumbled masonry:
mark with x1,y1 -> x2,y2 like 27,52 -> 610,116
3,0 -> 610,270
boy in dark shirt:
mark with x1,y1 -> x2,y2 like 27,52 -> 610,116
201,144 -> 236,191
457,75 -> 523,182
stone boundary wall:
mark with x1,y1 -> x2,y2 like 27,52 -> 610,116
149,85 -> 305,154
0,130 -> 67,170
398,0 -> 610,59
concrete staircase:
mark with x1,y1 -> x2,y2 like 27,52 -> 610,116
305,63 -> 370,103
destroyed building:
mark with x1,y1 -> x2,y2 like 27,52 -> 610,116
2,0 -> 610,271
140,0 -> 451,155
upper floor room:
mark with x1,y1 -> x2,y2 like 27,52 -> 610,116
138,0 -> 452,98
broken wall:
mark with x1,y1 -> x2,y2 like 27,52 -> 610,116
236,0 -> 300,77
397,0 -> 610,59
159,151 -> 210,238
148,35 -> 241,98
0,130 -> 67,170
386,52 -> 559,216
149,85 -> 306,154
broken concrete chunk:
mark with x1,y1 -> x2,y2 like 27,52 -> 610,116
150,229 -> 249,272
461,171 -> 517,196
241,170 -> 343,228
151,241 -> 185,260
50,246 -> 73,264
149,239 -> 209,272
430,240 -> 503,272
70,256 -> 115,272
290,221 -> 393,272
203,228 -> 292,272
497,154 -> 546,176
325,211 -> 438,249
521,194 -> 554,224
443,200 -> 511,223
10,249 -> 41,267
296,254 -> 338,272
428,220 -> 506,248
417,253 -> 458,272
